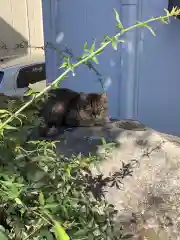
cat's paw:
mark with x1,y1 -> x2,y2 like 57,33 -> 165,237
46,126 -> 59,137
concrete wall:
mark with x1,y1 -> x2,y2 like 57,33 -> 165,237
0,0 -> 44,59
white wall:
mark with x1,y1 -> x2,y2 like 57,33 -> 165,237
136,0 -> 180,135
0,0 -> 44,59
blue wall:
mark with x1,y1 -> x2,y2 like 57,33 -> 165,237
42,0 -> 180,135
136,0 -> 180,135
42,0 -> 139,120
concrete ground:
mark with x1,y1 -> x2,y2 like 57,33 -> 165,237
54,120 -> 180,240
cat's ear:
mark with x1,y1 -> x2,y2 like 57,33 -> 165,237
101,92 -> 107,99
80,92 -> 87,100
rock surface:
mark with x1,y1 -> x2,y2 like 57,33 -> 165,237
51,120 -> 180,240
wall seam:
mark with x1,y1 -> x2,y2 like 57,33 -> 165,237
133,0 -> 143,119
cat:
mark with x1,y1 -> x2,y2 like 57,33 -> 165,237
38,88 -> 109,137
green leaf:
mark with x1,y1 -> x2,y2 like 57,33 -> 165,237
0,231 -> 8,240
115,35 -> 125,43
24,88 -> 37,96
44,203 -> 59,209
145,24 -> 156,36
164,8 -> 170,16
160,18 -> 169,24
73,229 -> 89,237
111,40 -> 118,50
59,61 -> 68,69
39,191 -> 45,206
0,109 -> 9,114
90,42 -> 96,52
53,220 -> 70,240
117,39 -> 125,43
92,56 -> 99,64
114,8 -> 123,29
83,41 -> 88,50
38,229 -> 55,240
4,124 -> 17,130
15,197 -> 23,206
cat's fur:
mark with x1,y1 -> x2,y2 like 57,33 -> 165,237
38,88 -> 109,137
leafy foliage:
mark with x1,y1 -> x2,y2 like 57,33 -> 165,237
0,102 -> 130,239
0,7 -> 179,240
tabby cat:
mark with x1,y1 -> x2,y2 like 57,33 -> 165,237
38,88 -> 109,137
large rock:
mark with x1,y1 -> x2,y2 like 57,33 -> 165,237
55,120 -> 180,240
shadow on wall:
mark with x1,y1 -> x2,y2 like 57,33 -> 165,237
0,17 -> 28,60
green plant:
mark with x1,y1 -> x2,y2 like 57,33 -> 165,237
0,122 -> 131,239
0,7 -> 179,240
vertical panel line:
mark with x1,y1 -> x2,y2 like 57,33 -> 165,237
133,0 -> 143,119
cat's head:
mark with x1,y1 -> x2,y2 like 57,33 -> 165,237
80,92 -> 108,122
89,92 -> 107,106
